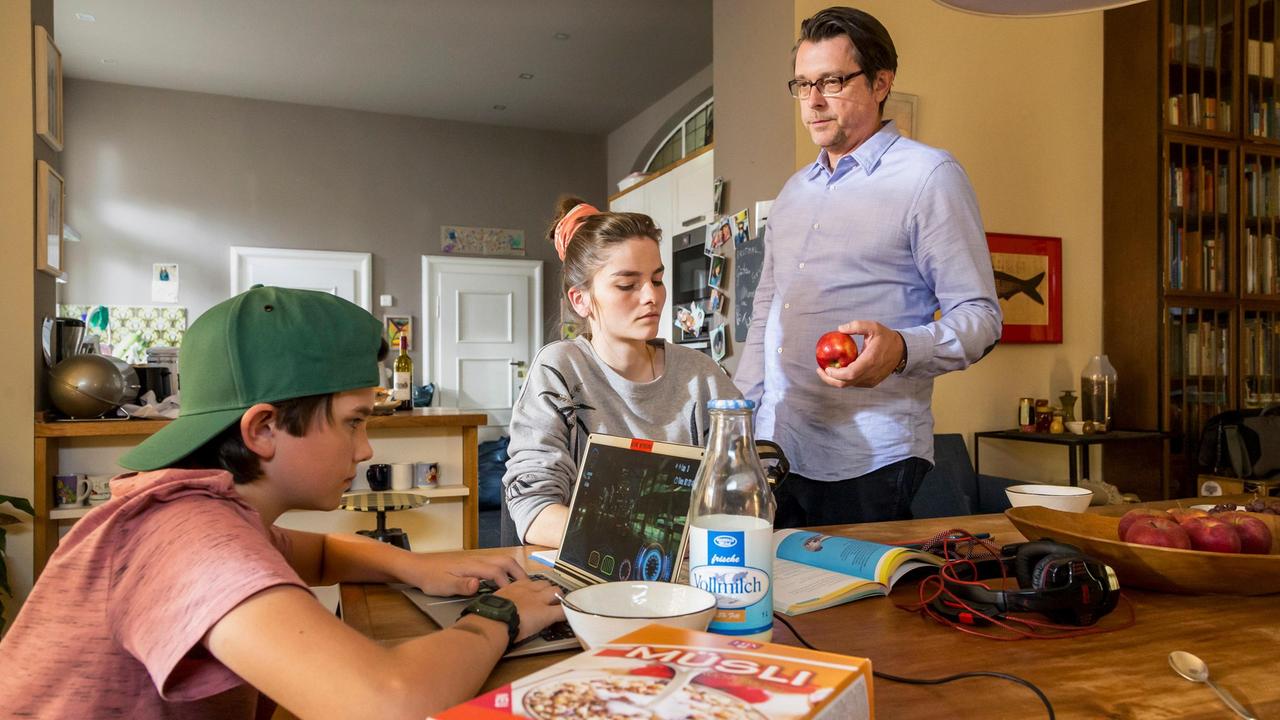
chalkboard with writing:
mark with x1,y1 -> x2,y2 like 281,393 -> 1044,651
734,228 -> 766,342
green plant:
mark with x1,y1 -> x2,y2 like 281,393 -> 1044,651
0,494 -> 34,634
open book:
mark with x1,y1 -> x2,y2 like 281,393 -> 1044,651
773,529 -> 943,616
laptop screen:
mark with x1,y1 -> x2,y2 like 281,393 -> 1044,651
556,436 -> 703,585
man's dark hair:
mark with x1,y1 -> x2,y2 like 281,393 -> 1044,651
797,6 -> 898,113
173,338 -> 389,483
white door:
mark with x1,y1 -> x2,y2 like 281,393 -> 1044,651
230,247 -> 372,309
423,256 -> 543,426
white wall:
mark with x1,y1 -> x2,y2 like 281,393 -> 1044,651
793,0 -> 1106,485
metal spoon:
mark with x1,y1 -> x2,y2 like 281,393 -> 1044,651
553,592 -> 588,615
1168,651 -> 1257,720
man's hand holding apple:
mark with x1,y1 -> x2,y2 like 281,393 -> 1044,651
816,320 -> 906,389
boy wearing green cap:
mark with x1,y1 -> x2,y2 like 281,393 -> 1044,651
0,287 -> 564,718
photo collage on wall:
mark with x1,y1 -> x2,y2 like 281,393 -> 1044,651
699,208 -> 749,362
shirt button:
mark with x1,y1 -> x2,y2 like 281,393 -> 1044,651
784,303 -> 791,309
812,223 -> 820,230
777,347 -> 784,354
798,262 -> 805,269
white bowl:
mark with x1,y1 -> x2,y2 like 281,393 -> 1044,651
561,581 -> 716,649
1065,421 -> 1086,435
1005,484 -> 1093,513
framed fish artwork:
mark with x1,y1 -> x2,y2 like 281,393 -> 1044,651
986,233 -> 1062,343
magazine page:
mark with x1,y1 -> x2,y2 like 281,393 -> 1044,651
774,529 -> 908,584
772,558 -> 882,615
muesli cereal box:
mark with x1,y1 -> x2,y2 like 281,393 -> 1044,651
431,623 -> 873,719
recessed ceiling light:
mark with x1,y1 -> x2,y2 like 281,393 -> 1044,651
518,73 -> 534,80
553,32 -> 570,40
492,104 -> 507,111
100,58 -> 117,64
75,12 -> 96,22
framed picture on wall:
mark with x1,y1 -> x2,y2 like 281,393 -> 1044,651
884,91 -> 917,140
36,160 -> 64,277
385,315 -> 412,349
34,26 -> 63,151
987,232 -> 1062,344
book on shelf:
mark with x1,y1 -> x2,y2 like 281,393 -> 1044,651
772,529 -> 941,616
430,624 -> 875,720
1186,229 -> 1203,290
1247,230 -> 1258,294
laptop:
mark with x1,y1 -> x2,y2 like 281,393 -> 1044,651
400,433 -> 704,657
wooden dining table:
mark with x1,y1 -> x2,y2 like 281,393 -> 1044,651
340,497 -> 1279,719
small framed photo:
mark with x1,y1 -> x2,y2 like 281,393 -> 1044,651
731,208 -> 750,247
34,26 -> 63,151
709,289 -> 726,314
36,160 -> 64,277
987,233 -> 1062,344
710,324 -> 726,361
385,315 -> 412,349
707,254 -> 727,290
707,217 -> 732,255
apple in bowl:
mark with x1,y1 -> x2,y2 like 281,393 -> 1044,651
1180,516 -> 1242,553
1214,511 -> 1274,554
1118,508 -> 1171,541
1124,516 -> 1192,549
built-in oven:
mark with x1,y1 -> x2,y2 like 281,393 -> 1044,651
671,225 -> 711,345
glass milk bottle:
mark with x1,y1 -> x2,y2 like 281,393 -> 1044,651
687,399 -> 775,641
1081,354 -> 1118,431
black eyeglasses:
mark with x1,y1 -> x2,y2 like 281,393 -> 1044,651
787,70 -> 866,99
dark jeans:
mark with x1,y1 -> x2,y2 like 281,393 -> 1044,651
773,457 -> 932,528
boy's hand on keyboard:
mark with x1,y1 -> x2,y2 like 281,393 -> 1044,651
494,579 -> 566,642
403,553 -> 529,597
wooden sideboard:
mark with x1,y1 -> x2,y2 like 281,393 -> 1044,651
33,408 -> 487,576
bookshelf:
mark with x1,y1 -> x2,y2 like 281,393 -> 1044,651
1106,0 -> 1280,499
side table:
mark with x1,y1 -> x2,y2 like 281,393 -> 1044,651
340,491 -> 429,550
973,429 -> 1172,498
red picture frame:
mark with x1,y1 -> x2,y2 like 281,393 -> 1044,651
987,233 -> 1062,344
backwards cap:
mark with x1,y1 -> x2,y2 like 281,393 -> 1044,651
120,286 -> 383,471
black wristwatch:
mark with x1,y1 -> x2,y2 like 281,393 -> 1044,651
459,594 -> 520,650
893,332 -> 908,375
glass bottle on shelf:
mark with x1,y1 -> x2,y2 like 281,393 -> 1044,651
1081,355 -> 1118,432
1059,390 -> 1078,422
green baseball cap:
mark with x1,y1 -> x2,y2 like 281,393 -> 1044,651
120,286 -> 383,471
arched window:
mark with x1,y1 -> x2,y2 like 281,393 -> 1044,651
644,98 -> 713,174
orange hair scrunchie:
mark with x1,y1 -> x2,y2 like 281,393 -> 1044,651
553,203 -> 599,261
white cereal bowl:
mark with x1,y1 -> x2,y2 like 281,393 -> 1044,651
1005,484 -> 1093,513
561,581 -> 717,650
1065,421 -> 1086,435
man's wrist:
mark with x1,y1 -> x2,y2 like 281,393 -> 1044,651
454,614 -> 513,654
893,332 -> 908,374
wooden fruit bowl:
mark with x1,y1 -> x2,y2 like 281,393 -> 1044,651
1004,505 -> 1280,595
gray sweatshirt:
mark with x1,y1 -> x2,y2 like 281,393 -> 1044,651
502,335 -> 741,542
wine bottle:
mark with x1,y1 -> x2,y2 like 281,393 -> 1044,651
394,334 -> 413,411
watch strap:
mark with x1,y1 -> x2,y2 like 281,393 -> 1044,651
893,332 -> 908,374
460,596 -> 520,650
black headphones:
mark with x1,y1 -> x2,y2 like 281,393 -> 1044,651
933,540 -> 1121,627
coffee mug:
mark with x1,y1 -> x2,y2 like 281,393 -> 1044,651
54,473 -> 90,507
414,462 -> 439,488
390,463 -> 414,491
88,474 -> 113,504
366,464 -> 391,491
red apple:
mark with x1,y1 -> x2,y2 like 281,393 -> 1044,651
1125,516 -> 1192,549
1118,508 -> 1171,541
1180,516 -> 1242,553
1213,511 -> 1273,554
816,331 -> 859,369
1167,508 -> 1210,524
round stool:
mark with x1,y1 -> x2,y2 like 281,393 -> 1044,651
339,491 -> 428,550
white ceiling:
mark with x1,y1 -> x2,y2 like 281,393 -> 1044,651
54,0 -> 713,135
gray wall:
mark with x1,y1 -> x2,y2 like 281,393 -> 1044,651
712,0 -> 797,373
60,79 -> 607,371
606,64 -> 712,190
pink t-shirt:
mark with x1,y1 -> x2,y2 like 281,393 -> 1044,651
0,468 -> 307,718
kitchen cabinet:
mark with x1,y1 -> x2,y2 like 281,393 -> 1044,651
608,145 -> 715,340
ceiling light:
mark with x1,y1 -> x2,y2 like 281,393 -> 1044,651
492,104 -> 507,111
519,73 -> 534,80
74,13 -> 96,22
553,32 -> 570,40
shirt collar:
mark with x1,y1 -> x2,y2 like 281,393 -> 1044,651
806,120 -> 901,179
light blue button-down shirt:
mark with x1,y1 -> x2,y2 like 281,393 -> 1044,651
735,121 -> 1001,481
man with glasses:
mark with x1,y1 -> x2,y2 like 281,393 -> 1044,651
735,6 -> 1001,527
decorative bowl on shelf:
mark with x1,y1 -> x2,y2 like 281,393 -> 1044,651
1005,484 -> 1093,512
1005,505 -> 1280,595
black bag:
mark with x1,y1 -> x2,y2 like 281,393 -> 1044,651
1199,406 -> 1280,478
